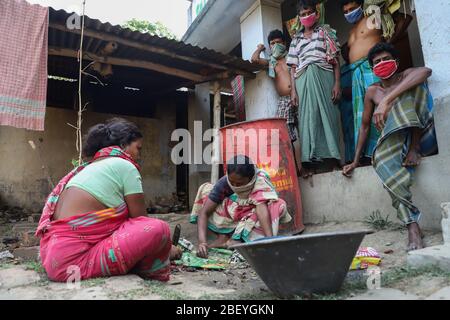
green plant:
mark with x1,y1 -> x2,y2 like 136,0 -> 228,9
81,277 -> 106,288
381,266 -> 450,287
364,210 -> 393,230
122,19 -> 177,40
24,261 -> 46,274
144,280 -> 189,300
71,158 -> 81,168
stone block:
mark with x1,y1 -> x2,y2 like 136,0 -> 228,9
407,244 -> 450,272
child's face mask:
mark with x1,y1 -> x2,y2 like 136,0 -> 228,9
271,43 -> 287,59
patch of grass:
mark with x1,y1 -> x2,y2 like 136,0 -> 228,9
144,280 -> 189,300
197,293 -> 223,300
0,262 -> 14,270
381,266 -> 450,287
310,278 -> 368,300
81,277 -> 107,288
230,290 -> 278,300
311,266 -> 450,300
388,223 -> 405,231
36,278 -> 50,287
24,260 -> 45,274
364,210 -> 394,231
108,288 -> 149,300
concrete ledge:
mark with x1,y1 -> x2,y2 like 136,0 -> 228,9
299,155 -> 450,231
407,245 -> 450,272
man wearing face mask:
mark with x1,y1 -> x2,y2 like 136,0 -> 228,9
287,0 -> 342,176
251,30 -> 301,175
342,43 -> 437,252
340,0 -> 412,160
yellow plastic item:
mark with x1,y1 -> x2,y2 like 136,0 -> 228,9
388,0 -> 402,14
350,247 -> 382,270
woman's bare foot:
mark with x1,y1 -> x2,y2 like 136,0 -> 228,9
208,234 -> 231,249
169,245 -> 183,260
403,149 -> 421,167
407,223 -> 425,252
225,239 -> 242,248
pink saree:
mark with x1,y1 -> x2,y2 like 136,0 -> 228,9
36,147 -> 172,282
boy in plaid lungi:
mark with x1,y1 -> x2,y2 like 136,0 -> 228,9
343,43 -> 436,251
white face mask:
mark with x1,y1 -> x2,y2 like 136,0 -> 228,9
227,168 -> 258,199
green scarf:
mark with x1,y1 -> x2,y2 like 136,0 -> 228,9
268,43 -> 287,78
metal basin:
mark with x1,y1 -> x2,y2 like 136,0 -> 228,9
231,230 -> 370,298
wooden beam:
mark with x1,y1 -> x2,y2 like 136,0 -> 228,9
211,81 -> 222,184
48,47 -> 206,82
49,23 -> 256,78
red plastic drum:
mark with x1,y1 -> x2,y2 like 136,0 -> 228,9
220,118 -> 304,233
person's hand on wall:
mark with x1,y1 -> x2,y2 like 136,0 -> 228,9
342,161 -> 359,178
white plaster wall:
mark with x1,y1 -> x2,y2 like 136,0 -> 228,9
241,0 -> 284,121
414,0 -> 450,100
245,71 -> 280,120
240,0 -> 283,61
241,3 -> 265,62
300,151 -> 450,231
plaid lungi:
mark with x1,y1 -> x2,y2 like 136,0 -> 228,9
276,96 -> 298,142
372,84 -> 437,225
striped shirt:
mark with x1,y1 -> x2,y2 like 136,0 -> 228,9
287,25 -> 339,78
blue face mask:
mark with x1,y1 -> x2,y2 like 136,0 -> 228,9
344,6 -> 364,24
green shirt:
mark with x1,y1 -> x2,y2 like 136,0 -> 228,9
65,157 -> 143,208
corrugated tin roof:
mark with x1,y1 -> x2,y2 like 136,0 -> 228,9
48,7 -> 261,92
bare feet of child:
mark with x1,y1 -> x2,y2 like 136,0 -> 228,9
208,234 -> 231,249
225,239 -> 242,248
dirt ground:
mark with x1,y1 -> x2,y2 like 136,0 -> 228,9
1,213 -> 449,300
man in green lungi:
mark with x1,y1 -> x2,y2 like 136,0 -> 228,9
287,0 -> 342,177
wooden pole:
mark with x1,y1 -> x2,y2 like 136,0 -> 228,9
77,0 -> 86,165
211,81 -> 221,184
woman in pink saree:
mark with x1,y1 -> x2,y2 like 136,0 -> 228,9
36,118 -> 181,282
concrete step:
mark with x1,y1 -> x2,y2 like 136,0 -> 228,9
348,288 -> 420,300
426,287 -> 450,300
407,244 -> 450,272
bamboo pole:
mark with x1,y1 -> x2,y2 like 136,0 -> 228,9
211,81 -> 221,184
77,0 -> 86,165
